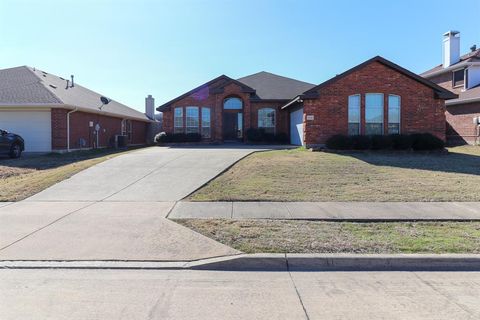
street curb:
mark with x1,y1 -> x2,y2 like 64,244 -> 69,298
2,254 -> 480,271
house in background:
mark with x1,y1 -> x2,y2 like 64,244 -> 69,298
0,66 -> 154,152
421,31 -> 480,145
158,56 -> 456,147
158,72 -> 315,144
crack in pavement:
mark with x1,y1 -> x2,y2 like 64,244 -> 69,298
286,254 -> 311,320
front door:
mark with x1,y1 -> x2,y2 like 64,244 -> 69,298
223,111 -> 243,141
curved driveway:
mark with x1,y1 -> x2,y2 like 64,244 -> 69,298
0,146 -> 273,261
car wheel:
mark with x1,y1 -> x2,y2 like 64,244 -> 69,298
9,144 -> 22,158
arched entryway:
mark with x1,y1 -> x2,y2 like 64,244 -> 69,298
223,97 -> 243,141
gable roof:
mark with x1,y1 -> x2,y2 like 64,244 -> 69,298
237,71 -> 315,100
301,56 -> 457,100
0,66 -> 150,121
157,75 -> 255,111
421,48 -> 480,77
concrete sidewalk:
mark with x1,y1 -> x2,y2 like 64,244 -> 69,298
169,201 -> 480,220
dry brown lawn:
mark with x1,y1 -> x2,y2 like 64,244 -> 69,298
189,146 -> 480,202
176,219 -> 480,254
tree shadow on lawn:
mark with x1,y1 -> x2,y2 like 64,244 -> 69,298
341,149 -> 480,176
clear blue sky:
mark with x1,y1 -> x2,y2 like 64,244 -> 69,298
1,0 -> 479,112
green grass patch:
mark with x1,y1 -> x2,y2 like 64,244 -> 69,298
175,219 -> 480,254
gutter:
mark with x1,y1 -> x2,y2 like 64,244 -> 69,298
446,96 -> 480,106
422,62 -> 480,78
280,96 -> 302,110
66,108 -> 78,152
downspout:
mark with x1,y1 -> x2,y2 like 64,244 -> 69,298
66,108 -> 78,152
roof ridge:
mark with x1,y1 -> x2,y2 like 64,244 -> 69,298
25,66 -> 64,104
237,70 -> 316,86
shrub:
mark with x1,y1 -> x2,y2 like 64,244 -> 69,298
275,132 -> 289,144
371,135 -> 392,150
246,128 -> 264,142
390,134 -> 412,150
352,135 -> 371,150
155,132 -> 202,143
411,133 -> 444,151
325,134 -> 352,150
155,132 -> 169,143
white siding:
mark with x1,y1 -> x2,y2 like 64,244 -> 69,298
0,110 -> 52,152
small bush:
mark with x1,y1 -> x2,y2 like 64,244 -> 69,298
155,132 -> 202,143
390,134 -> 412,150
371,135 -> 392,150
411,133 -> 444,151
275,132 -> 289,144
352,135 -> 371,150
326,134 -> 352,150
246,128 -> 264,142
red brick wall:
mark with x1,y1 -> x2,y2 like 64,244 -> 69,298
51,108 -> 148,150
162,80 -> 257,142
446,102 -> 480,144
303,61 -> 447,146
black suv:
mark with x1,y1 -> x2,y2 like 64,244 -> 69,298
0,129 -> 25,158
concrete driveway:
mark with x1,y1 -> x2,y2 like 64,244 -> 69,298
28,146 -> 262,202
0,145 -> 273,261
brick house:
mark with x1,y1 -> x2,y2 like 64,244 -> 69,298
0,66 -> 153,152
158,56 -> 456,147
421,31 -> 480,145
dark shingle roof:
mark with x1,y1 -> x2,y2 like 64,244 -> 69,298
0,66 -> 149,121
237,71 -> 315,100
421,48 -> 480,76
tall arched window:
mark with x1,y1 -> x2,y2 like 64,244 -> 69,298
223,97 -> 243,110
174,107 -> 183,133
388,95 -> 401,134
365,93 -> 384,135
348,94 -> 360,135
258,108 -> 275,134
186,106 -> 199,134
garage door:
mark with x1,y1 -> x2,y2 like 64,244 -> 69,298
290,108 -> 304,146
0,110 -> 52,152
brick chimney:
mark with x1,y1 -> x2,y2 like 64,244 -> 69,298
145,94 -> 155,120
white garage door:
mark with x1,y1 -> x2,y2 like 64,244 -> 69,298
290,108 -> 304,146
0,110 -> 52,152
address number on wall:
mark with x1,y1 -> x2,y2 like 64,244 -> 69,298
306,115 -> 314,121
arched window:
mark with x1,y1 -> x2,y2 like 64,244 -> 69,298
223,97 -> 243,110
186,106 -> 199,134
201,107 -> 211,138
258,108 -> 275,134
388,95 -> 401,134
174,107 -> 183,133
365,93 -> 384,135
348,95 -> 360,135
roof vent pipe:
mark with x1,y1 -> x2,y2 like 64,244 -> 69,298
65,79 -> 70,89
70,75 -> 74,87
471,45 -> 477,52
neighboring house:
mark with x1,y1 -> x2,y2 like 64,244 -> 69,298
158,57 -> 456,147
421,31 -> 480,145
0,66 -> 154,152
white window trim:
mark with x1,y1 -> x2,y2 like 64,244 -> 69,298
365,93 -> 384,135
348,94 -> 361,135
388,94 -> 401,134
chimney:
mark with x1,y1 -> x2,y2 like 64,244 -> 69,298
70,75 -> 74,87
443,31 -> 460,68
145,94 -> 155,120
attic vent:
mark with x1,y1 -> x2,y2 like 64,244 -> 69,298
49,84 -> 57,89
42,71 -> 47,75
59,77 -> 65,80
42,74 -> 46,77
